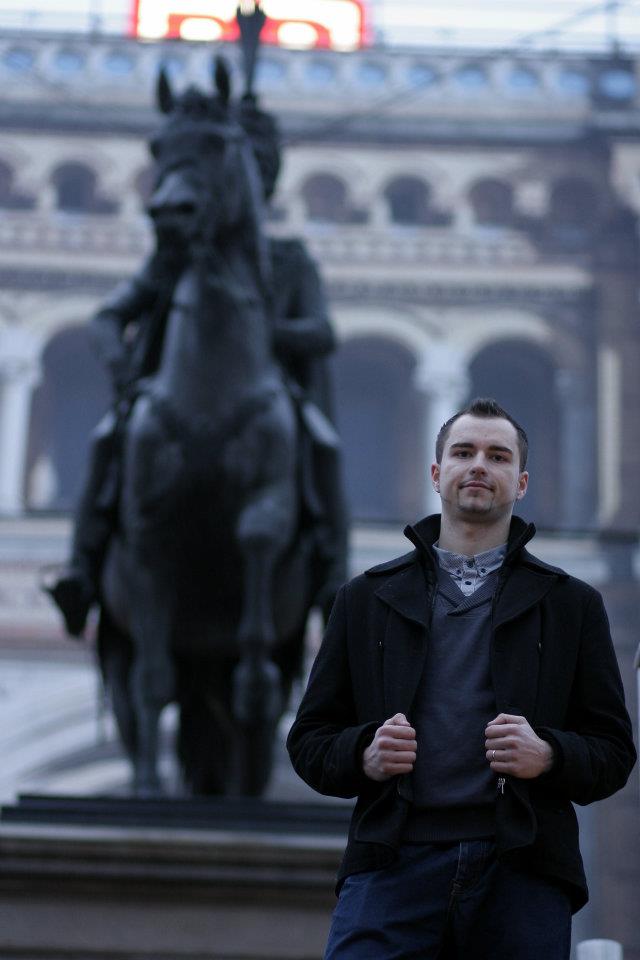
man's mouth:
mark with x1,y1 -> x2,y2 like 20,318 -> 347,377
461,481 -> 492,490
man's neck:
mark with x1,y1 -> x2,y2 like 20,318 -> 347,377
437,514 -> 511,557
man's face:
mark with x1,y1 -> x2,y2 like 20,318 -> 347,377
431,415 -> 528,524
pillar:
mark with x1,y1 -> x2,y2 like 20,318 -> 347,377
414,344 -> 470,516
556,365 -> 597,529
0,326 -> 41,515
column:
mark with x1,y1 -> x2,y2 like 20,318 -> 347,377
556,365 -> 597,529
0,327 -> 41,516
369,197 -> 389,228
414,344 -> 470,516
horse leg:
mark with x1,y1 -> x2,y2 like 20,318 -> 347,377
128,561 -> 176,796
119,394 -> 181,795
232,479 -> 294,795
97,608 -> 137,763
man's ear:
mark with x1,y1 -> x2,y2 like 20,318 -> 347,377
431,462 -> 440,491
516,471 -> 529,500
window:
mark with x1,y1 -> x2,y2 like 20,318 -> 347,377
52,163 -> 117,214
384,176 -> 450,227
454,64 -> 489,91
302,173 -> 350,223
469,178 -> 514,227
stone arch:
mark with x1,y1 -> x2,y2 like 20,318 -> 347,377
468,177 -> 514,226
466,338 -> 562,528
333,334 -> 424,522
333,303 -> 441,355
51,161 -> 117,214
24,325 -> 110,512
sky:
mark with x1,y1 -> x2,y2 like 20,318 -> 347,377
2,0 -> 640,52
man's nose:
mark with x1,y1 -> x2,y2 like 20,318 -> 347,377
469,456 -> 488,473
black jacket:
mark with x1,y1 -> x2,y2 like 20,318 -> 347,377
287,516 -> 636,912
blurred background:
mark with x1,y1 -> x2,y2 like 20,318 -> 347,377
0,1 -> 638,955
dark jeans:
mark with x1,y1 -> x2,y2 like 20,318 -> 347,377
324,841 -> 572,960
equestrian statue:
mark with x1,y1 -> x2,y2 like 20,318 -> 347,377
44,52 -> 347,796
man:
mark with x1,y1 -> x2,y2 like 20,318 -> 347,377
287,397 -> 636,960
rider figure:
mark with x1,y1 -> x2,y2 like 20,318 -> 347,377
45,97 -> 347,636
240,95 -> 348,605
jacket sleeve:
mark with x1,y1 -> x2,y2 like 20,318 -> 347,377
536,589 -> 636,804
286,585 -> 379,799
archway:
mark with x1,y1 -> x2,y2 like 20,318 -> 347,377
334,336 -> 423,522
25,326 -> 110,512
467,339 -> 560,528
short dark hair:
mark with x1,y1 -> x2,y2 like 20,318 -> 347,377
435,397 -> 529,470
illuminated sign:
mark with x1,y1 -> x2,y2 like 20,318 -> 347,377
131,0 -> 368,51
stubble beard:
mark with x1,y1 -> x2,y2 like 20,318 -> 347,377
445,487 -> 517,524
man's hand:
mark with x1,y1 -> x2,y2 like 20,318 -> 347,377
362,713 -> 417,782
485,713 -> 554,779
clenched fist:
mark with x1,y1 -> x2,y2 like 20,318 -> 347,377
485,713 -> 554,779
362,713 -> 417,782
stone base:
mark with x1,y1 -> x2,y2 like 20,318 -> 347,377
0,796 -> 350,959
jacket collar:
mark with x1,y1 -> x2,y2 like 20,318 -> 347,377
404,513 -> 537,571
373,514 -> 562,629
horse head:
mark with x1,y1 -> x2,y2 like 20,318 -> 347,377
147,58 -> 269,286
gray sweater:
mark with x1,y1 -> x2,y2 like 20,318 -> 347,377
400,566 -> 500,841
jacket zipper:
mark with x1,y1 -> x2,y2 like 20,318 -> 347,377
497,777 -> 506,795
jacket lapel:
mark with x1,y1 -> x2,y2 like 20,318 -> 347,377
493,566 -> 557,630
374,561 -> 432,629
375,563 -> 431,716
491,566 -> 557,719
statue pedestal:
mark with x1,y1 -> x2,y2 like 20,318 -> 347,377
0,796 -> 350,959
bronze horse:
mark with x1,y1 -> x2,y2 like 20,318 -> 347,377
98,64 -> 324,796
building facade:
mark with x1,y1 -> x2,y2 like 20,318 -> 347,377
0,36 -> 639,532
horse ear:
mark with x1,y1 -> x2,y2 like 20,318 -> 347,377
157,67 -> 174,114
213,55 -> 231,104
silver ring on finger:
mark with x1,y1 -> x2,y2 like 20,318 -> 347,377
491,749 -> 496,761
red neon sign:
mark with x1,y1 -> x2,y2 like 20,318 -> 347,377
131,1 -> 369,52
